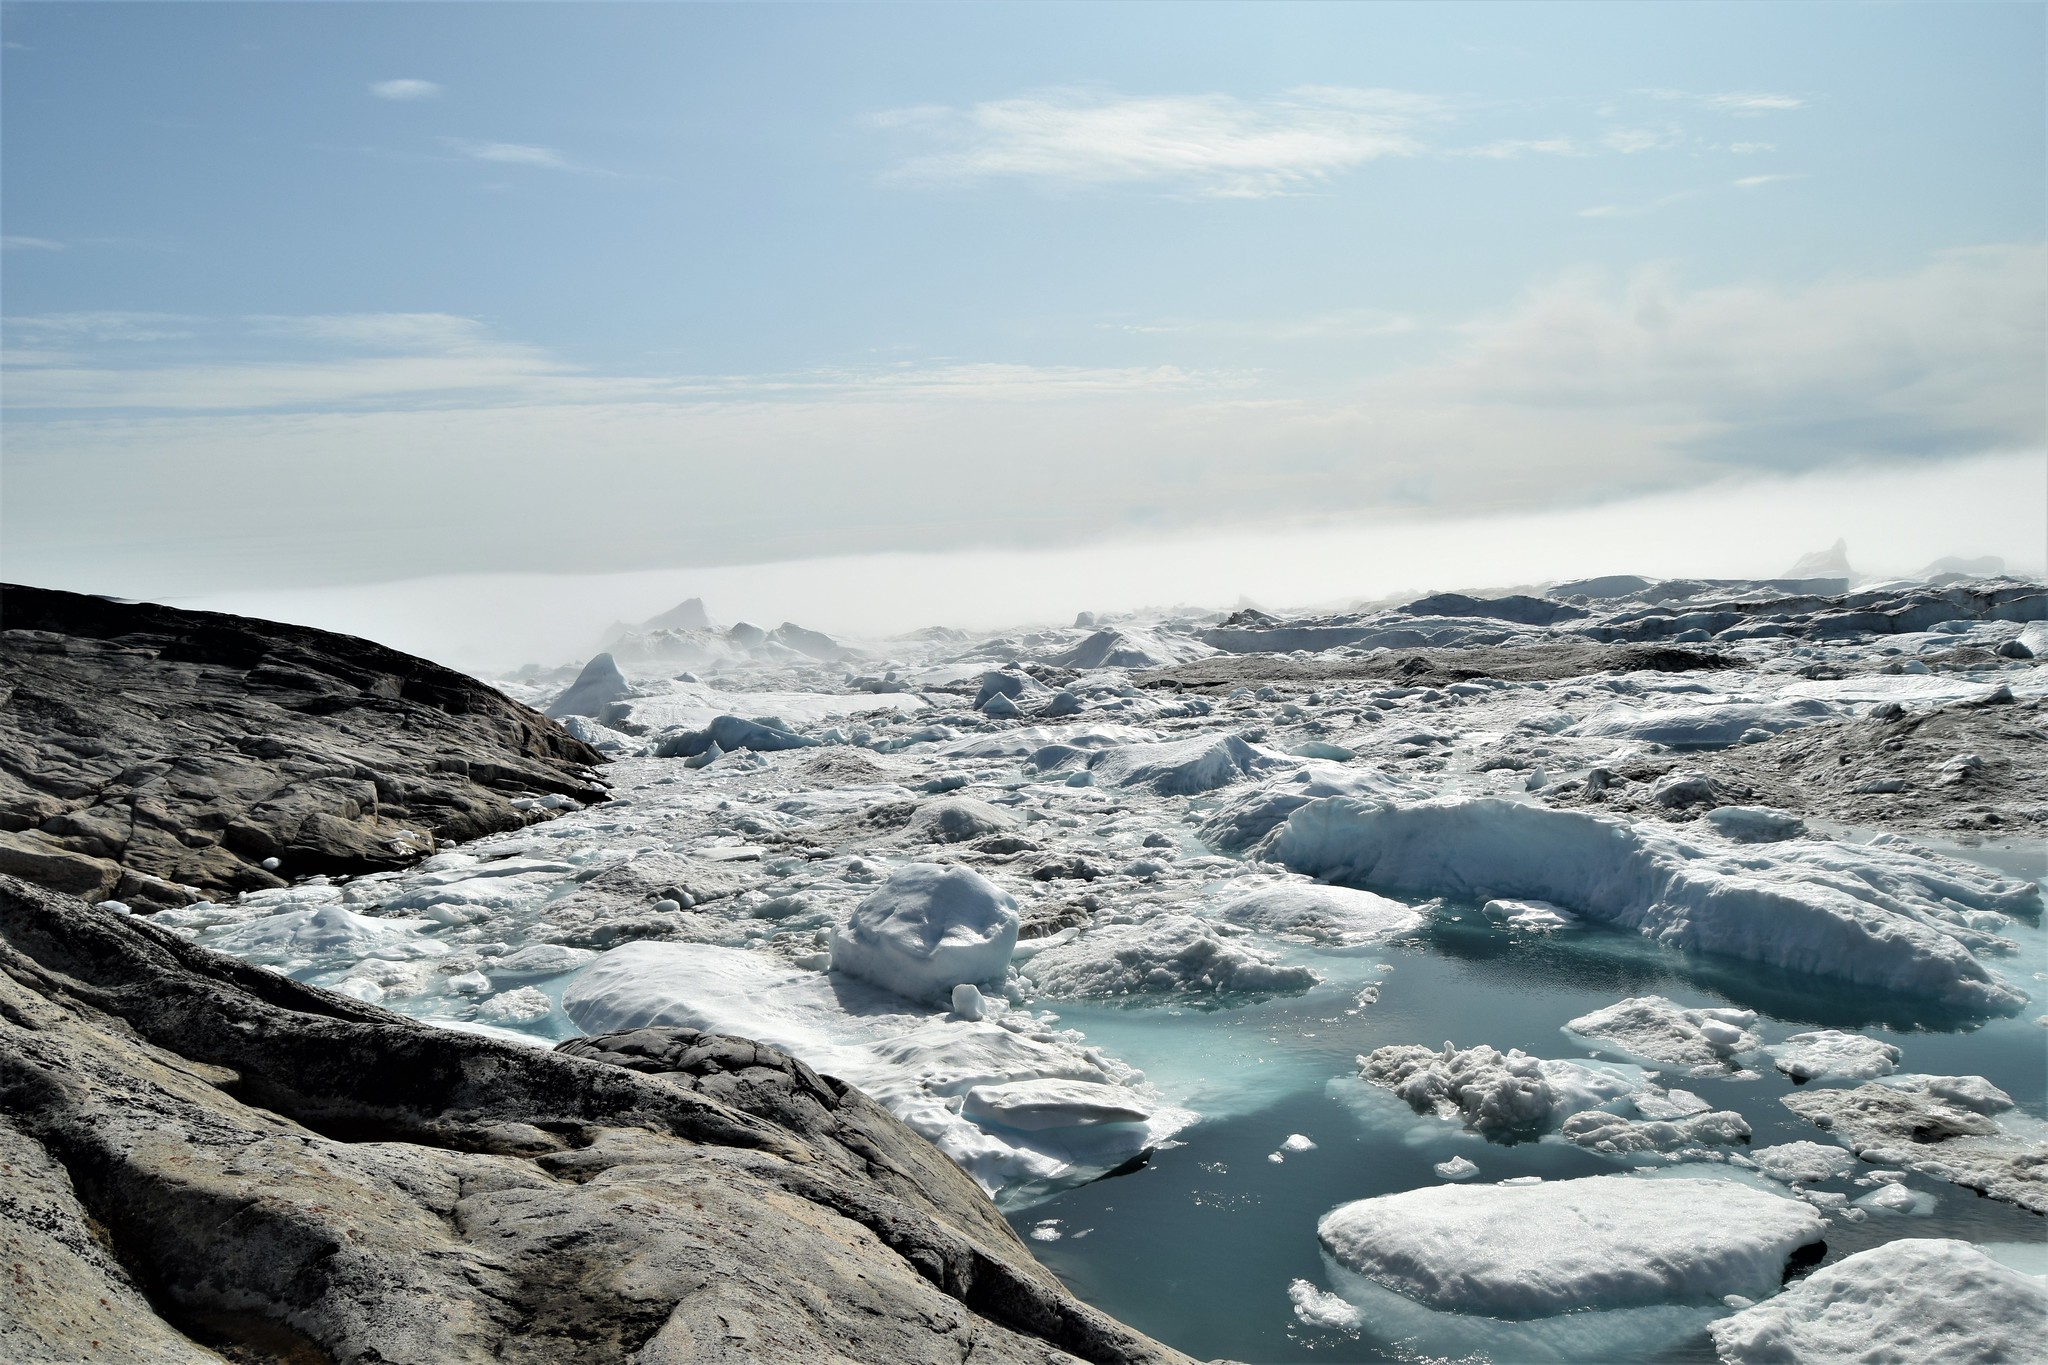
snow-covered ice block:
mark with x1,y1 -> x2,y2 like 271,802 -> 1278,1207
1482,898 -> 1578,930
908,796 -> 1017,844
1317,1174 -> 1823,1317
1088,733 -> 1282,795
1362,1042 -> 1645,1140
1709,1238 -> 2047,1365
1210,880 -> 1424,947
1765,1030 -> 1902,1082
960,1078 -> 1153,1132
1022,914 -> 1320,999
1263,797 -> 2030,1014
829,863 -> 1019,1006
1750,1141 -> 1860,1186
1559,1108 -> 1751,1157
1780,1079 -> 2046,1213
1566,996 -> 1762,1075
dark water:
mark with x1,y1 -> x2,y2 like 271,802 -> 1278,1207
1007,852 -> 2048,1365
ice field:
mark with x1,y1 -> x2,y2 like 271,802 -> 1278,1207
164,574 -> 2048,1363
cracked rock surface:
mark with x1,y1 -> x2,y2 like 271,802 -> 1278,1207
0,585 -> 607,908
0,873 -> 1190,1365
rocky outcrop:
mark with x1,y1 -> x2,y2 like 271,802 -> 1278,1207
0,585 -> 606,907
0,874 -> 1192,1364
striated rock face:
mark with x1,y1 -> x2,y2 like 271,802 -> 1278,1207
0,584 -> 606,907
0,874 -> 1192,1365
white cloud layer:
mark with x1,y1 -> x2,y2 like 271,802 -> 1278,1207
4,246 -> 2039,595
878,86 -> 1442,197
370,78 -> 441,101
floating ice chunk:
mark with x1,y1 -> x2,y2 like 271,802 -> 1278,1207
1288,1278 -> 1363,1330
1750,1141 -> 1860,1186
1317,1174 -> 1823,1318
1023,914 -> 1320,999
1482,898 -> 1578,930
1361,1042 -> 1645,1141
1560,1108 -> 1751,1157
1781,1079 -> 2046,1213
1088,733 -> 1282,796
1282,1133 -> 1317,1152
1766,1030 -> 1902,1082
475,986 -> 554,1024
1565,996 -> 1762,1075
1704,806 -> 1809,843
1028,1219 -> 1063,1243
488,943 -> 598,978
1434,1156 -> 1480,1180
828,863 -> 1019,1007
960,1078 -> 1154,1132
1854,1183 -> 1935,1216
1709,1239 -> 2047,1365
1211,880 -> 1425,947
203,904 -> 448,970
1877,1073 -> 2015,1114
1263,796 -> 2031,1014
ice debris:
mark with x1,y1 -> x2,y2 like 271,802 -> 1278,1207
828,863 -> 1019,1007
1022,915 -> 1320,999
1765,1030 -> 1903,1083
1565,996 -> 1762,1076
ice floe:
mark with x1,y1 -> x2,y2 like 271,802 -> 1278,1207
1566,996 -> 1763,1075
1020,914 -> 1320,999
1764,1029 -> 1903,1082
1781,1076 -> 2046,1213
1709,1238 -> 2048,1364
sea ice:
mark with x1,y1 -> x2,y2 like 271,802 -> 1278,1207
1362,1042 -> 1645,1141
1288,1278 -> 1363,1330
202,904 -> 448,972
1263,797 -> 2030,1014
1765,1030 -> 1902,1082
1709,1238 -> 2048,1365
827,863 -> 1019,1007
1482,898 -> 1578,930
1434,1156 -> 1480,1180
1021,915 -> 1321,999
1316,1173 -> 1823,1317
1565,996 -> 1763,1075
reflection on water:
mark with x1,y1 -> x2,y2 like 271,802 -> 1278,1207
1010,841 -> 2048,1364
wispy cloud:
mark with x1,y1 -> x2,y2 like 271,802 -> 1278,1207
877,86 -> 1443,198
442,137 -> 577,171
2,235 -> 66,252
1734,173 -> 1805,189
1459,136 -> 1580,160
1728,141 -> 1775,155
370,78 -> 441,102
1642,88 -> 1807,115
1099,308 -> 1416,342
1602,127 -> 1680,154
4,311 -> 197,342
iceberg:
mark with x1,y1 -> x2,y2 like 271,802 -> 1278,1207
1262,797 -> 2030,1014
1710,1238 -> 2048,1365
1022,914 -> 1320,999
1316,1173 -> 1823,1318
828,863 -> 1019,1007
1565,996 -> 1762,1075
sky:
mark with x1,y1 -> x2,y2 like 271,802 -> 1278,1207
2,1 -> 2044,660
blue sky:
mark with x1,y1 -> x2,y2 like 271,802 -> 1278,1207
3,1 -> 2043,606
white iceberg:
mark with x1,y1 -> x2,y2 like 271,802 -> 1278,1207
1709,1238 -> 2047,1365
1565,996 -> 1762,1075
1263,797 -> 2030,1014
828,863 -> 1019,1007
1210,880 -> 1424,947
1765,1030 -> 1902,1082
1316,1173 -> 1823,1317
